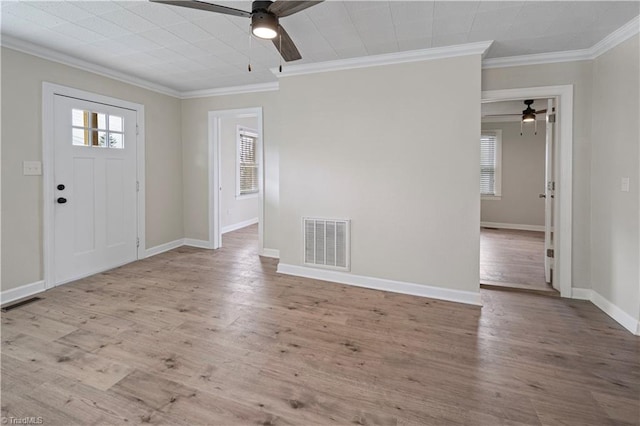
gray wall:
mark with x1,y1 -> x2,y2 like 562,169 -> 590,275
277,55 -> 482,293
481,121 -> 546,227
182,54 -> 483,295
590,35 -> 640,322
1,47 -> 183,292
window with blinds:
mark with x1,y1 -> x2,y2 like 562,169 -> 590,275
480,130 -> 502,197
237,128 -> 259,196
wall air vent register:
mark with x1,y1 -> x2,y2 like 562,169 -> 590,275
303,217 -> 350,271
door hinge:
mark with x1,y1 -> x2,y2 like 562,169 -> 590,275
546,248 -> 554,258
547,181 -> 555,191
136,124 -> 139,135
136,237 -> 140,248
549,113 -> 556,123
136,181 -> 140,192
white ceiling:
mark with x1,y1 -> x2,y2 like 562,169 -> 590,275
1,1 -> 638,92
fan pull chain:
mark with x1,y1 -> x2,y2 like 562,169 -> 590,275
279,30 -> 283,73
534,117 -> 537,135
248,26 -> 252,72
520,119 -> 523,136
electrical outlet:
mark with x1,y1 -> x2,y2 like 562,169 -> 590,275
23,161 -> 42,176
621,177 -> 630,192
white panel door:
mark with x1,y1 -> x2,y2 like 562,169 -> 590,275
53,95 -> 138,285
544,99 -> 556,287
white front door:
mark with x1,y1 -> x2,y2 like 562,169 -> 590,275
544,98 -> 556,287
53,95 -> 138,285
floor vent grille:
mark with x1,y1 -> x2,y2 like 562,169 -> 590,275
304,217 -> 350,271
2,297 -> 42,312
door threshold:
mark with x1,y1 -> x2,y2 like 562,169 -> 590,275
480,280 -> 559,297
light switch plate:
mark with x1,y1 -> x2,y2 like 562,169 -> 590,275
621,177 -> 630,192
23,161 -> 42,176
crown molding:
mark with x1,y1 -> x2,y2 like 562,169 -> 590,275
180,82 -> 279,99
271,40 -> 494,78
590,15 -> 639,58
482,14 -> 639,69
0,34 -> 279,99
3,13 -> 637,97
0,35 -> 182,98
482,49 -> 592,69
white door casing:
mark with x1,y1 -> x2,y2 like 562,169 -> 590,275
43,83 -> 146,289
544,98 -> 556,287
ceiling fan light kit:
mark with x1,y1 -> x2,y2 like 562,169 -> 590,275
251,6 -> 279,39
521,118 -> 538,136
151,0 -> 323,67
520,100 -> 539,135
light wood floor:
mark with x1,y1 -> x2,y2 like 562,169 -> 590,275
2,225 -> 638,425
480,227 -> 556,294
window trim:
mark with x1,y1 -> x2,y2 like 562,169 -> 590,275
236,126 -> 260,199
481,129 -> 502,200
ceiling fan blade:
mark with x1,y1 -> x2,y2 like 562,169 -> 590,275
268,1 -> 323,17
150,0 -> 251,17
273,25 -> 302,62
535,109 -> 548,114
482,114 -> 523,117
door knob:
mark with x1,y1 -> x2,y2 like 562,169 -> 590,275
539,193 -> 546,198
57,197 -> 67,204
57,184 -> 65,190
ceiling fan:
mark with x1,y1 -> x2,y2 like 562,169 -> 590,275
483,99 -> 548,135
483,100 -> 547,122
150,0 -> 323,63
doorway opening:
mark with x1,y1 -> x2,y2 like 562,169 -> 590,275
481,85 -> 573,297
480,98 -> 556,294
208,108 -> 264,254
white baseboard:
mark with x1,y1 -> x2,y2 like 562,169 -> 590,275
277,263 -> 482,306
481,221 -> 545,232
571,288 -> 639,335
260,248 -> 280,259
146,238 -> 214,255
222,217 -> 259,234
146,236 -> 274,255
590,290 -> 640,336
571,287 -> 592,300
183,238 -> 214,249
145,239 -> 184,258
1,280 -> 46,305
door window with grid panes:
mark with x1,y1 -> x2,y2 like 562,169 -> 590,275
72,109 -> 124,149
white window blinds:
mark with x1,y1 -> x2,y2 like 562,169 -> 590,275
480,129 -> 502,199
480,133 -> 498,195
238,129 -> 259,195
